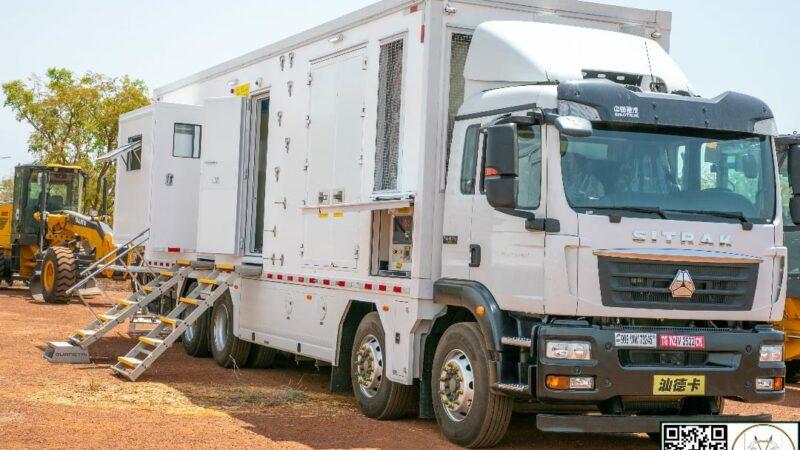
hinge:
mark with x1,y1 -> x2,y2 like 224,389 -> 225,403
361,102 -> 366,118
354,245 -> 360,260
300,243 -> 305,256
274,166 -> 280,182
287,81 -> 294,97
307,72 -> 313,86
305,115 -> 311,128
303,158 -> 309,172
277,111 -> 283,127
279,55 -> 286,71
362,56 -> 368,70
285,137 -> 291,153
288,52 -> 295,68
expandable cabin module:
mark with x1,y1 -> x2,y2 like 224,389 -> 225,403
88,0 -> 786,447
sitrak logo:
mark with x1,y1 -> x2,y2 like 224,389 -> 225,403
669,270 -> 695,298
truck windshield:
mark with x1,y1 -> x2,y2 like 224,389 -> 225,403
560,125 -> 776,224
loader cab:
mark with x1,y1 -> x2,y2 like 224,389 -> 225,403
12,165 -> 84,239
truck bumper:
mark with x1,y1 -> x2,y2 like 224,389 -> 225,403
536,413 -> 772,434
533,324 -> 785,404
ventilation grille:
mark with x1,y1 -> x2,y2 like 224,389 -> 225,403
374,39 -> 404,192
446,33 -> 473,178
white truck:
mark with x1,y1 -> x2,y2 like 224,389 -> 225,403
90,0 -> 786,446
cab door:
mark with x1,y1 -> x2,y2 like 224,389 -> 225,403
467,119 -> 547,314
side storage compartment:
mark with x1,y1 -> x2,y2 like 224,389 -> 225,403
303,48 -> 369,270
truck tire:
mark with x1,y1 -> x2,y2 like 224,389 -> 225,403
41,247 -> 78,304
247,344 -> 278,368
181,282 -> 211,357
210,292 -> 251,368
351,312 -> 413,420
432,322 -> 513,448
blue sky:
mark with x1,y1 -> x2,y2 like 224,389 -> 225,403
1,0 -> 797,179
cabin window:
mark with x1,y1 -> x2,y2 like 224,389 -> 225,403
446,33 -> 473,179
480,125 -> 542,209
125,135 -> 142,171
460,124 -> 481,194
374,38 -> 405,192
173,123 -> 202,159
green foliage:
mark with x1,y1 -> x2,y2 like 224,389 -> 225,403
2,68 -> 150,216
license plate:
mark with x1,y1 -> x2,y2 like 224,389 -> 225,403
653,375 -> 706,396
659,334 -> 706,350
614,332 -> 657,348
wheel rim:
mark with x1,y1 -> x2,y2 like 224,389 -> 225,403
438,349 -> 475,422
355,334 -> 383,398
213,303 -> 229,351
184,311 -> 196,342
43,260 -> 55,291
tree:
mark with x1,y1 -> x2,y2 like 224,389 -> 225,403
2,68 -> 150,216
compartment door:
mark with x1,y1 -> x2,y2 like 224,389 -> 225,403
303,48 -> 367,270
197,97 -> 246,255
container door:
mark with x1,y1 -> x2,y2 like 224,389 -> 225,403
149,105 -> 203,254
197,97 -> 246,255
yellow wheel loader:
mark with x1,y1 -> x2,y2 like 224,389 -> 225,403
0,164 -> 116,303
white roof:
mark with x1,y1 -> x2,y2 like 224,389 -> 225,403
464,21 -> 691,93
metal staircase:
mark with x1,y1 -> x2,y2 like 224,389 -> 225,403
111,266 -> 238,381
69,262 -> 192,348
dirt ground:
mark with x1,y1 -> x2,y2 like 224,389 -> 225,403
1,284 -> 798,450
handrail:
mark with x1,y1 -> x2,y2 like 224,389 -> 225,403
67,229 -> 151,295
80,228 -> 150,276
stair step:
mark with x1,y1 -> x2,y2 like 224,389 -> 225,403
138,337 -> 164,347
179,297 -> 199,306
501,336 -> 532,349
198,278 -> 218,286
98,314 -> 119,323
216,264 -> 235,272
160,271 -> 174,277
118,299 -> 136,307
117,356 -> 143,368
75,329 -> 96,338
141,286 -> 154,293
494,383 -> 529,393
177,259 -> 192,267
159,317 -> 179,327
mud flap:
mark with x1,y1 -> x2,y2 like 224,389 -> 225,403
44,341 -> 90,364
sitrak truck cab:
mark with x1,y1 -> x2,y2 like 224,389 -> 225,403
79,1 -> 785,447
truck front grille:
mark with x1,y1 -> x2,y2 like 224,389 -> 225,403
598,257 -> 757,311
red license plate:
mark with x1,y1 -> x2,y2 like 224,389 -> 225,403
658,334 -> 705,350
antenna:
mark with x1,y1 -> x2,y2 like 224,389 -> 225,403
643,40 -> 656,92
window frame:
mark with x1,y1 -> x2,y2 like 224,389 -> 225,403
124,135 -> 143,172
478,123 -> 543,211
460,124 -> 481,195
172,123 -> 202,159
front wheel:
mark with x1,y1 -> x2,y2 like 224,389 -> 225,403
432,322 -> 512,448
41,247 -> 78,304
351,312 -> 413,419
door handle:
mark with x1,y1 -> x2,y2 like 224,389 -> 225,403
469,244 -> 481,268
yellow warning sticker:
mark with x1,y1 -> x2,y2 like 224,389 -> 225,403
233,83 -> 251,97
333,212 -> 344,218
318,212 -> 329,219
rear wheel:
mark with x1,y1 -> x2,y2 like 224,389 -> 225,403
181,282 -> 211,357
41,247 -> 77,304
210,292 -> 251,368
432,322 -> 512,448
351,312 -> 413,420
247,344 -> 278,368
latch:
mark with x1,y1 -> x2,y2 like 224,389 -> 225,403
287,81 -> 294,97
318,191 -> 329,205
280,55 -> 286,71
165,173 -> 174,186
332,189 -> 344,204
362,55 -> 368,70
288,52 -> 295,68
269,225 -> 277,237
285,137 -> 291,153
274,197 -> 287,210
274,166 -> 280,182
269,254 -> 285,266
277,111 -> 284,127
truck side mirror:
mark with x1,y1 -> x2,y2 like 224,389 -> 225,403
484,123 -> 519,209
789,144 -> 800,225
555,116 -> 593,138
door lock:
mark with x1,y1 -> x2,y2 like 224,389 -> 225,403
469,244 -> 481,268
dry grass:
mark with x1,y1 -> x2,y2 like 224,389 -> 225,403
30,378 -> 352,418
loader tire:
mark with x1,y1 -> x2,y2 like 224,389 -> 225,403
210,292 -> 251,368
432,322 -> 513,448
181,282 -> 211,357
247,344 -> 278,368
41,247 -> 78,304
351,312 -> 414,420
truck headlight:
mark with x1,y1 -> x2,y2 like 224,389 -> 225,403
759,344 -> 783,362
546,341 -> 592,360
